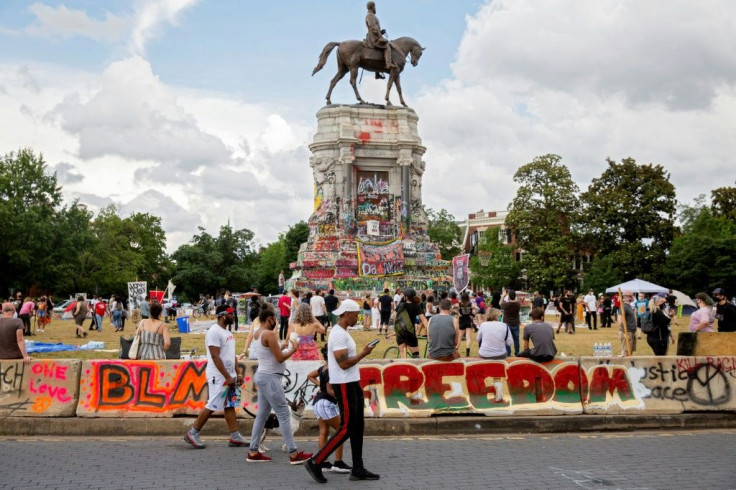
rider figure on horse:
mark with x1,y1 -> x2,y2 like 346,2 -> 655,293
364,1 -> 396,79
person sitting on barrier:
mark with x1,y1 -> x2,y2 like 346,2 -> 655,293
289,303 -> 326,361
427,299 -> 460,361
185,304 -> 248,449
477,308 -> 513,360
134,301 -> 171,360
517,307 -> 556,363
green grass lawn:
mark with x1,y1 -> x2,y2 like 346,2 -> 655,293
28,313 -> 690,361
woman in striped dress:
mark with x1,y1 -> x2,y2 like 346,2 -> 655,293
135,302 -> 171,360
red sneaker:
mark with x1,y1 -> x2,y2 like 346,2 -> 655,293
289,450 -> 313,465
246,452 -> 272,463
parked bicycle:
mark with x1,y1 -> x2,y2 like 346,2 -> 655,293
191,304 -> 216,319
382,334 -> 429,359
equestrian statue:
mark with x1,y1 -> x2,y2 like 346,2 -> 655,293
312,1 -> 424,107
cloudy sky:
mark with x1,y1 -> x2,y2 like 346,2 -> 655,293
1,0 -> 735,251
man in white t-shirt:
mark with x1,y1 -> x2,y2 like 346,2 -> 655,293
310,290 -> 328,341
305,299 -> 379,484
583,289 -> 598,330
184,305 -> 248,449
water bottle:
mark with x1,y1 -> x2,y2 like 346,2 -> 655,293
604,342 -> 611,357
593,342 -> 600,357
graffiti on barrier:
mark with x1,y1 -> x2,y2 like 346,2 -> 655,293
0,360 -> 80,416
357,360 -> 642,417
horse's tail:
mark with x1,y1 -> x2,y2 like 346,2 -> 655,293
312,42 -> 340,76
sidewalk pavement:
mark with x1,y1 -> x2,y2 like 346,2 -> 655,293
2,413 -> 735,437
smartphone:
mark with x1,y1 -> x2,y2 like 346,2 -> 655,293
368,339 -> 380,348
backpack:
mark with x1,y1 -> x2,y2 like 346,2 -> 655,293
393,302 -> 415,336
639,311 -> 656,334
476,298 -> 486,314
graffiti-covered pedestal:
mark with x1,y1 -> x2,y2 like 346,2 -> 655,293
289,105 -> 451,292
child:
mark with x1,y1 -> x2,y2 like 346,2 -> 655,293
306,346 -> 352,473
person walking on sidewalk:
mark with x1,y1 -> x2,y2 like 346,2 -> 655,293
305,299 -> 379,484
184,304 -> 249,449
246,309 -> 312,465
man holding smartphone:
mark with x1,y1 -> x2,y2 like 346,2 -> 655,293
305,299 -> 379,484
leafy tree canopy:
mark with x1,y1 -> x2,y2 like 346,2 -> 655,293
711,186 -> 736,222
666,201 -> 736,296
425,207 -> 462,259
580,157 -> 677,282
506,154 -> 580,292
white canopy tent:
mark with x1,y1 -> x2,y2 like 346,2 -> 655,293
670,289 -> 696,307
605,278 -> 669,294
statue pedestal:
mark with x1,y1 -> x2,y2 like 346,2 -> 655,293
289,105 -> 451,293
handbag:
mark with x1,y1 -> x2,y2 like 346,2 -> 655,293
128,324 -> 142,359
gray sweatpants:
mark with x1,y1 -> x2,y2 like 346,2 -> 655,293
249,372 -> 297,453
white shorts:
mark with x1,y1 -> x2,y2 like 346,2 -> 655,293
313,398 -> 340,421
205,377 -> 228,412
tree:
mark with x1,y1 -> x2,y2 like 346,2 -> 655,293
283,221 -> 309,265
506,154 -> 580,293
254,240 -> 288,294
0,148 -> 62,294
170,225 -> 258,301
580,157 -> 677,283
425,207 -> 462,259
468,230 -> 521,291
666,201 -> 736,296
711,185 -> 736,222
582,254 -> 623,294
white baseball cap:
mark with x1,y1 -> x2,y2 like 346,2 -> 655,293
333,299 -> 360,315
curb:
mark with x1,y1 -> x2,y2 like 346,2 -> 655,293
2,413 -> 735,437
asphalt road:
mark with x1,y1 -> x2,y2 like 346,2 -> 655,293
1,430 -> 734,489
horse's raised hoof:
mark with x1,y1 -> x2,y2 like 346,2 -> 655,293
326,99 -> 332,105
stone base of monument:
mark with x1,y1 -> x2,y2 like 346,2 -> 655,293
288,104 -> 452,293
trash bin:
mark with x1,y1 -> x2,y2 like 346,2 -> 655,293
177,316 -> 190,333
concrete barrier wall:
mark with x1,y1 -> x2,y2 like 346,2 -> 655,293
2,356 -> 734,418
580,356 -> 736,414
0,360 -> 81,416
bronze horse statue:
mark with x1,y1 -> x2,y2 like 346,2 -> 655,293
312,36 -> 424,107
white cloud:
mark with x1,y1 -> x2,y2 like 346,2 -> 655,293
50,56 -> 231,171
415,0 -> 736,220
129,0 -> 199,55
23,2 -> 127,42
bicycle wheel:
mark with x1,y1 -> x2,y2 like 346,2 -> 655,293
382,346 -> 400,359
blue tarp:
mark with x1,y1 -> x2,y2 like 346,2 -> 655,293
25,341 -> 104,353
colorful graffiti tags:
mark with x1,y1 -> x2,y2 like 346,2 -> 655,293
77,360 -> 209,417
357,239 -> 405,277
4,356 -> 736,418
358,360 -> 641,417
356,171 -> 391,231
0,360 -> 80,416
